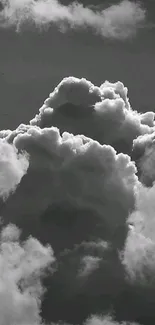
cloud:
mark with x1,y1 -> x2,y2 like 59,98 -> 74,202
0,223 -> 55,325
132,131 -> 155,185
40,236 -> 143,324
0,124 -> 139,323
0,0 -> 146,39
1,75 -> 155,325
52,315 -> 139,325
30,77 -> 155,155
118,180 -> 155,324
85,315 -> 139,325
122,182 -> 155,283
0,139 -> 29,200
41,239 -> 126,324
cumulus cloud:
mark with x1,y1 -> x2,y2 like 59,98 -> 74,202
1,75 -> 155,325
0,124 -> 140,324
0,0 -> 146,39
0,139 -> 29,200
0,223 -> 55,325
30,77 -> 155,155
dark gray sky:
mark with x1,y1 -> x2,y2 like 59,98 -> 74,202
0,0 -> 155,130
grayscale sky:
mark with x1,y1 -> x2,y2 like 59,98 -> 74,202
0,0 -> 155,129
1,2 -> 155,325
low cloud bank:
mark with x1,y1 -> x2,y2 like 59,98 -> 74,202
85,315 -> 139,325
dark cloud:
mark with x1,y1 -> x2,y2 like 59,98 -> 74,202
0,125 -> 137,253
41,240 -> 126,324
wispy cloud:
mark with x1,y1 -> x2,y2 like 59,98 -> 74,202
0,0 -> 146,39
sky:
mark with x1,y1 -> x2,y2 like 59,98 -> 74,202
0,0 -> 155,130
1,1 -> 155,325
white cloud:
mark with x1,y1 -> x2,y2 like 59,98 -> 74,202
0,0 -> 146,39
122,182 -> 155,284
132,131 -> 155,186
0,139 -> 29,200
0,223 -> 55,325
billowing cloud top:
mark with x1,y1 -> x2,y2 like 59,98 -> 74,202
30,76 -> 155,155
0,0 -> 146,39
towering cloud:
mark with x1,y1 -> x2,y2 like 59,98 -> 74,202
0,0 -> 146,39
0,75 -> 155,325
0,124 -> 140,324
